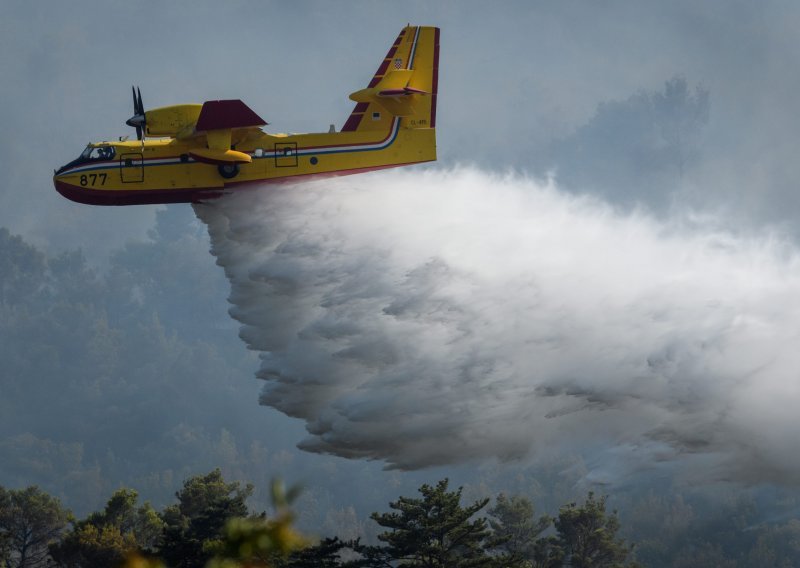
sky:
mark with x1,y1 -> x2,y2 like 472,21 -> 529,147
4,0 -> 800,504
4,0 -> 800,256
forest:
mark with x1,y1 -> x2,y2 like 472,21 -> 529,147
3,470 -> 800,567
0,471 -> 639,567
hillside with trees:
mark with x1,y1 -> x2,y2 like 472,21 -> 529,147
2,473 -> 640,568
4,472 -> 800,567
2,210 -> 800,566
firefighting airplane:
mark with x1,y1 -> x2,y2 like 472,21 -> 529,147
53,25 -> 439,206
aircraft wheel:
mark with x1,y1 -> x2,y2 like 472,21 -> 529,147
218,164 -> 240,179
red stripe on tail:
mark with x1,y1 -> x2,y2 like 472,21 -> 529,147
431,27 -> 440,128
342,28 -> 408,131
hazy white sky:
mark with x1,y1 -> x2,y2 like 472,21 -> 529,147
4,0 -> 800,495
3,1 -> 800,256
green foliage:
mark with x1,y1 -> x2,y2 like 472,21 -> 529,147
487,493 -> 550,567
50,488 -> 164,567
271,537 -> 356,568
0,485 -> 70,567
364,478 -> 493,567
0,222 -> 275,516
121,555 -> 167,568
206,515 -> 307,568
159,470 -> 254,568
9,475 -> 800,568
52,524 -> 133,568
620,489 -> 800,567
357,482 -> 638,568
551,492 -> 636,568
206,479 -> 307,568
0,228 -> 46,306
0,530 -> 10,566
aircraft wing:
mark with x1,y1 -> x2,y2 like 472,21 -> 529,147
181,100 -> 267,164
194,100 -> 267,131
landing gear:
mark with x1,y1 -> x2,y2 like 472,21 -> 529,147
218,163 -> 240,179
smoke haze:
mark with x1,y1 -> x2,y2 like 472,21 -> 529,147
194,168 -> 800,483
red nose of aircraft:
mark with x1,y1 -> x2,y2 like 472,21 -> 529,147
53,174 -> 94,205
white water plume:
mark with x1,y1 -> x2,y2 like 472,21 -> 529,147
194,168 -> 800,482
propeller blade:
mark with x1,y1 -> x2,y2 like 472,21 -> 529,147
125,86 -> 146,146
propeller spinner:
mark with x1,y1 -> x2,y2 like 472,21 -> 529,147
125,86 -> 145,141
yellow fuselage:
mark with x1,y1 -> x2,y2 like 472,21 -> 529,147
54,122 -> 435,205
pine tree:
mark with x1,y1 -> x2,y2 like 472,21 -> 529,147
488,494 -> 550,567
0,485 -> 70,568
50,488 -> 164,567
363,478 -> 493,567
551,493 -> 637,568
158,470 -> 252,568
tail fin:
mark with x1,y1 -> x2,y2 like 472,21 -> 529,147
342,25 -> 440,132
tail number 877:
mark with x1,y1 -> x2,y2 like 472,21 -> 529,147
80,173 -> 107,186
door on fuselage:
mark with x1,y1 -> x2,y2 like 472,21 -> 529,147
119,153 -> 144,183
275,142 -> 298,168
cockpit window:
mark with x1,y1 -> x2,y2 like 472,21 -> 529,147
80,145 -> 115,161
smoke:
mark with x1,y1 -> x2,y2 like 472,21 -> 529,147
194,168 -> 800,483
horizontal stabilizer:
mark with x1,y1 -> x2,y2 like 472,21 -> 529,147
195,100 -> 267,131
189,148 -> 252,165
350,70 -> 421,103
377,87 -> 428,97
349,69 -> 428,117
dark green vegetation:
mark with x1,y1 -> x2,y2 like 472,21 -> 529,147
0,486 -> 71,567
4,472 -> 800,567
0,214 -> 289,512
2,209 -> 800,567
1,472 -> 638,567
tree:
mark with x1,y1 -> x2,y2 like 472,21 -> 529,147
550,76 -> 710,210
0,228 -> 46,307
0,485 -> 70,567
158,469 -> 253,568
274,537 -> 353,567
487,494 -> 550,567
550,493 -> 637,568
1,528 -> 11,567
651,77 -> 710,178
206,479 -> 307,568
50,488 -> 164,567
363,478 -> 493,567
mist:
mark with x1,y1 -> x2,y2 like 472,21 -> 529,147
193,167 -> 800,483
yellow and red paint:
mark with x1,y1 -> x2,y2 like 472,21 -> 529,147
53,25 -> 440,206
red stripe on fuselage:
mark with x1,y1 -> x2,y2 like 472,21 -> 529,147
54,160 -> 432,206
54,179 -> 223,206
